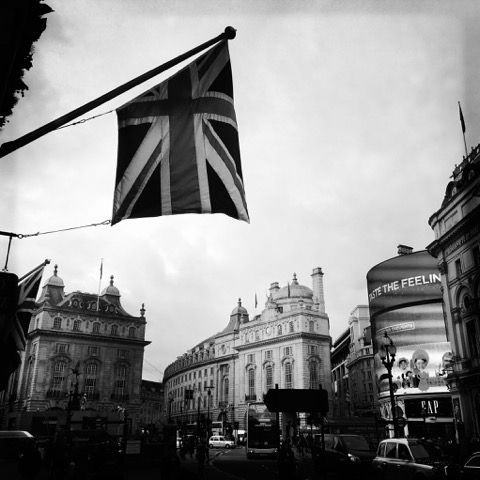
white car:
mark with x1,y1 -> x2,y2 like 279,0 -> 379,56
208,435 -> 235,449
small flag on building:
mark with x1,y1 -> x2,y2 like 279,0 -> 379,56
459,102 -> 466,133
112,41 -> 249,225
255,293 -> 258,309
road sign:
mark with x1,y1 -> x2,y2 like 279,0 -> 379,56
264,388 -> 329,414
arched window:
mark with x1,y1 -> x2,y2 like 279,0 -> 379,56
278,325 -> 282,335
309,321 -> 315,333
223,377 -> 229,401
248,369 -> 255,399
111,324 -> 118,336
128,327 -> 136,337
52,360 -> 66,390
73,320 -> 81,331
114,364 -> 128,398
284,362 -> 293,389
309,361 -> 319,389
85,363 -> 98,396
289,321 -> 294,333
93,322 -> 100,334
53,317 -> 62,329
265,364 -> 273,392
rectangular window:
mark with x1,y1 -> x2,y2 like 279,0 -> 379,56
309,321 -> 315,333
289,322 -> 294,333
265,350 -> 272,360
85,378 -> 96,395
117,349 -> 127,359
247,353 -> 255,364
308,345 -> 317,355
284,346 -> 292,356
56,343 -> 69,354
88,346 -> 98,356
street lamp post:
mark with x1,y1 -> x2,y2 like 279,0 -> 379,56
168,392 -> 173,423
205,386 -> 214,440
378,332 -> 399,438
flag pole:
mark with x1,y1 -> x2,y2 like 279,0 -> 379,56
0,26 -> 237,159
458,101 -> 468,157
96,258 -> 103,312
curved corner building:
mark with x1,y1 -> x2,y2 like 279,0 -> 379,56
163,268 -> 332,435
367,249 -> 454,438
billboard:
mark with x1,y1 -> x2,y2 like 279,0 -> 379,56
367,251 -> 452,399
366,250 -> 441,318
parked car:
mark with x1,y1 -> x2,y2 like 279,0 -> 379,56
373,438 -> 452,479
316,433 -> 376,467
209,435 -> 235,449
459,451 -> 480,479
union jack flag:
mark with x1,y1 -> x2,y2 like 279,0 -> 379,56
112,41 -> 249,225
13,260 -> 49,349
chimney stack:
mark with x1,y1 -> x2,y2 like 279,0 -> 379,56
397,244 -> 413,255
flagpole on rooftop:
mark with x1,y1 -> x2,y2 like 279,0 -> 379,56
0,26 -> 237,159
96,258 -> 103,312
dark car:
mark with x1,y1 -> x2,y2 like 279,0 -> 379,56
373,438 -> 451,480
315,433 -> 376,466
313,446 -> 359,475
460,451 -> 480,479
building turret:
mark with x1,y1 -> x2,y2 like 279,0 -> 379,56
38,264 -> 64,305
311,267 -> 325,313
101,275 -> 121,306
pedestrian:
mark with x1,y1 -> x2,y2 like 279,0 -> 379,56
18,440 -> 42,480
196,440 -> 208,479
277,440 -> 295,480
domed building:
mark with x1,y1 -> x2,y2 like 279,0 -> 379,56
3,265 -> 151,434
163,267 -> 332,437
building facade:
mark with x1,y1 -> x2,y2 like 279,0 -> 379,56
0,266 -> 150,434
139,380 -> 164,431
163,268 -> 332,435
331,328 -> 350,417
428,143 -> 480,443
345,305 -> 377,417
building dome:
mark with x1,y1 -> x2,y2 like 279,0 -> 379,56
231,298 -> 248,316
274,273 -> 313,300
44,264 -> 64,288
101,275 -> 120,297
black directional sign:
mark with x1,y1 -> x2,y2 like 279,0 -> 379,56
263,388 -> 328,414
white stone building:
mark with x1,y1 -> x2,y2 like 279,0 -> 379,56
163,267 -> 332,434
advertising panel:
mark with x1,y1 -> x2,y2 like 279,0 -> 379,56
366,250 -> 441,318
367,251 -> 452,399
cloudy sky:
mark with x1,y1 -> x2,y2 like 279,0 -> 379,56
2,0 -> 480,381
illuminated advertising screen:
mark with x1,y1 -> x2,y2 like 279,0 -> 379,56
366,250 -> 442,318
367,251 -> 452,399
